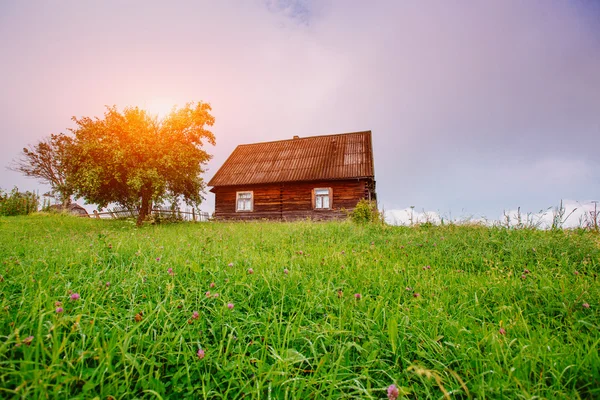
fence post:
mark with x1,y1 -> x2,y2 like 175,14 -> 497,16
192,208 -> 196,222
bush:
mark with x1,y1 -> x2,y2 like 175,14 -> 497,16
349,199 -> 383,224
0,187 -> 39,216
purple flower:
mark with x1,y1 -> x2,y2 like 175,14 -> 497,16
499,328 -> 506,335
23,336 -> 34,346
354,293 -> 362,300
413,292 -> 421,298
574,270 -> 580,276
156,257 -> 161,262
387,384 -> 399,400
247,268 -> 254,274
55,301 -> 62,307
210,282 -> 216,288
523,268 -> 530,274
197,348 -> 205,360
55,307 -> 63,313
227,303 -> 234,309
205,291 -> 211,297
521,274 -> 526,280
583,302 -> 590,309
167,268 -> 174,276
105,282 -> 110,287
283,269 -> 289,275
405,287 -> 413,291
192,311 -> 199,320
70,293 -> 80,301
228,262 -> 234,267
213,293 -> 219,298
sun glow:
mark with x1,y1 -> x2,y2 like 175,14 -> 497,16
144,97 -> 176,119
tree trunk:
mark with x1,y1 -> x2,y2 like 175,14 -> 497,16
137,192 -> 151,226
61,192 -> 71,209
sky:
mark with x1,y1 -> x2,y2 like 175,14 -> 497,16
1,0 -> 599,225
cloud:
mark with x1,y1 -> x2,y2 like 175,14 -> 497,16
385,200 -> 600,229
499,200 -> 600,229
1,0 -> 599,217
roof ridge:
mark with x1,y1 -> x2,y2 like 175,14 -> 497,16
236,130 -> 372,147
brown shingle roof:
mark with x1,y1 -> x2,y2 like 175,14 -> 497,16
208,131 -> 374,187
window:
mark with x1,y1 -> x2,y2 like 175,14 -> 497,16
313,188 -> 331,209
236,191 -> 253,212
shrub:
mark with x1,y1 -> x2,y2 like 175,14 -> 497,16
0,187 -> 39,216
349,199 -> 383,224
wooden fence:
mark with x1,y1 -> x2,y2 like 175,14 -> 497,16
91,207 -> 210,222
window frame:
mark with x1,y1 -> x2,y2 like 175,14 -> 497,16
235,190 -> 254,212
312,187 -> 332,210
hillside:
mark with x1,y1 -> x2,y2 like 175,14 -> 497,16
0,215 -> 598,399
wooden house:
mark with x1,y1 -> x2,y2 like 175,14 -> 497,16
208,131 -> 376,220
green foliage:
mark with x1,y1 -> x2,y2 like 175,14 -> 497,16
0,187 -> 38,216
350,199 -> 382,224
0,216 -> 598,398
9,133 -> 74,207
66,102 -> 215,225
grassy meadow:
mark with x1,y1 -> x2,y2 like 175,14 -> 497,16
0,214 -> 599,399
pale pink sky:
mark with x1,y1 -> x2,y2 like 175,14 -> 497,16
1,0 -> 599,220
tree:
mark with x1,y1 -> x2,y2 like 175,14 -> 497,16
9,133 -> 74,207
67,102 -> 215,225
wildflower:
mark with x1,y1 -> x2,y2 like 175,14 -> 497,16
248,268 -> 254,274
205,291 -> 211,297
23,336 -> 34,346
227,303 -> 234,309
156,257 -> 161,262
55,301 -> 62,307
135,312 -> 143,322
70,293 -> 80,301
56,307 -> 63,313
337,290 -> 343,298
213,293 -> 219,298
354,293 -> 362,300
340,265 -> 345,270
106,282 -> 110,287
197,348 -> 205,360
228,262 -> 234,267
167,268 -> 174,276
574,270 -> 580,276
422,265 -> 431,270
210,282 -> 216,288
387,384 -> 399,400
521,274 -> 526,280
405,287 -> 413,291
341,251 -> 345,255
283,269 -> 289,275
413,292 -> 420,298
499,328 -> 506,335
523,268 -> 530,274
192,311 -> 199,320
583,303 -> 590,309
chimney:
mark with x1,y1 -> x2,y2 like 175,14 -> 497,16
293,135 -> 300,139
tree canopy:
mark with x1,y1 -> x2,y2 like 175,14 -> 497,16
9,133 -> 74,207
67,102 -> 215,225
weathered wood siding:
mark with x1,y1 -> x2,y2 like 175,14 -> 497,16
213,179 -> 373,221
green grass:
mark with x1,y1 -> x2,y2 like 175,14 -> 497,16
0,214 -> 598,399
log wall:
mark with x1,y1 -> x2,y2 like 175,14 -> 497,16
212,179 -> 374,221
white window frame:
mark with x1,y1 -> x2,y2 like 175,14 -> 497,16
236,191 -> 254,212
312,187 -> 332,210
